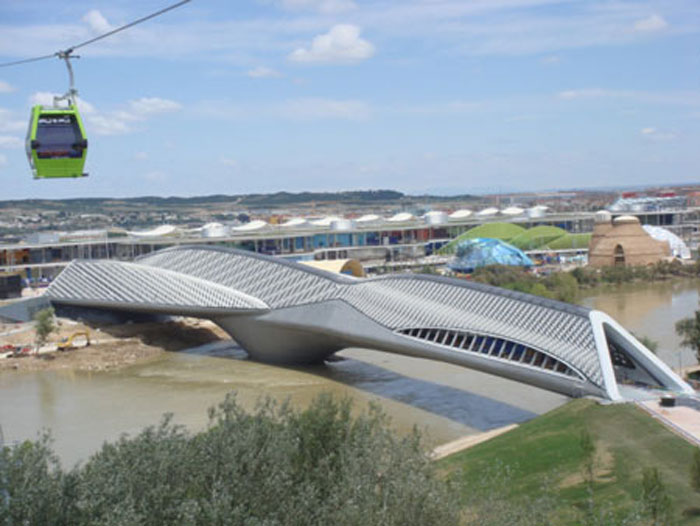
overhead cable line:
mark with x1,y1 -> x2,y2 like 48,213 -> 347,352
0,0 -> 191,68
0,54 -> 56,68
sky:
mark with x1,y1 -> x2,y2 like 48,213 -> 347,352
0,0 -> 699,200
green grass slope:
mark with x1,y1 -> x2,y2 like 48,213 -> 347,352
509,225 -> 567,250
546,232 -> 593,250
439,223 -> 526,254
439,399 -> 700,525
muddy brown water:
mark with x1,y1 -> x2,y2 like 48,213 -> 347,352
579,279 -> 700,371
1,280 -> 697,467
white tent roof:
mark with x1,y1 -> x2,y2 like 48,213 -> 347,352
387,212 -> 414,222
643,225 -> 691,259
281,217 -> 308,228
501,206 -> 525,216
449,209 -> 472,219
201,222 -> 229,238
476,207 -> 499,216
232,220 -> 268,232
356,214 -> 382,223
309,216 -> 342,227
129,225 -> 180,238
423,211 -> 448,225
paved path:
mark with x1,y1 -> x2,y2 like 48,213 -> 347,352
637,399 -> 700,447
431,424 -> 519,460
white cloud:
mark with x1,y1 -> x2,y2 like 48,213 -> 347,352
87,115 -> 130,135
556,88 -> 700,107
29,92 -> 97,113
128,97 -> 182,116
640,127 -> 676,141
220,157 -> 238,167
0,136 -> 22,149
0,153 -> 6,167
0,109 -> 26,133
28,92 -> 180,135
193,97 -> 371,121
280,97 -> 371,120
540,55 -> 561,65
557,88 -> 608,100
392,100 -> 484,115
82,10 -> 114,34
133,151 -> 149,161
633,14 -> 668,33
0,1 -> 692,63
273,0 -> 356,14
246,66 -> 282,78
289,24 -> 375,64
0,80 -> 14,93
144,170 -> 167,182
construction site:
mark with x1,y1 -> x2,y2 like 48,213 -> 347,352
0,314 -> 225,372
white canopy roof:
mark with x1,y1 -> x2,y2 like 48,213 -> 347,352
423,211 -> 448,225
387,212 -> 414,222
129,225 -> 181,238
476,207 -> 499,216
449,209 -> 472,219
356,214 -> 382,223
281,217 -> 308,228
232,220 -> 268,232
309,216 -> 342,227
501,206 -> 525,216
201,222 -> 229,238
643,225 -> 691,259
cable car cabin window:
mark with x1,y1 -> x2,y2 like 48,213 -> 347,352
35,115 -> 84,159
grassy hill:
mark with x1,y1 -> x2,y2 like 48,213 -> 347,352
439,223 -> 527,254
509,225 -> 567,250
440,399 -> 700,525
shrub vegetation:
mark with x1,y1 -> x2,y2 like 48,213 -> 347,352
469,259 -> 699,306
0,394 -> 458,526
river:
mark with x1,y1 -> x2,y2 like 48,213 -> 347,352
580,279 -> 700,371
1,280 -> 698,467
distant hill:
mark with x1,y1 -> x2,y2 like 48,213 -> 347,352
0,190 -> 477,211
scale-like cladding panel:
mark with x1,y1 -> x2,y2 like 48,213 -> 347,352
47,260 -> 269,313
138,246 -> 344,308
45,245 -> 694,400
137,246 -> 602,388
342,277 -> 602,387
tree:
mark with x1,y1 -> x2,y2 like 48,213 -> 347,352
579,430 -> 597,486
641,467 -> 672,526
633,333 -> 659,355
675,310 -> 700,362
691,448 -> 700,495
33,307 -> 56,347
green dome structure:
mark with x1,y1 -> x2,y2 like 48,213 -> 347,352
440,223 -> 526,254
509,226 -> 567,250
545,233 -> 592,250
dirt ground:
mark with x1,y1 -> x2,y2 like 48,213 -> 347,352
0,317 -> 229,372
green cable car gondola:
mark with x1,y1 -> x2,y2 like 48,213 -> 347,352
26,104 -> 88,179
0,0 -> 191,181
24,50 -> 88,179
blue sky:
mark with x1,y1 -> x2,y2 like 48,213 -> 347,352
0,0 -> 699,199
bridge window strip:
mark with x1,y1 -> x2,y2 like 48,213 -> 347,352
397,327 -> 579,379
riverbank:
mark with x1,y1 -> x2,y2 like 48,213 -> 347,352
0,318 -> 228,372
471,260 -> 699,304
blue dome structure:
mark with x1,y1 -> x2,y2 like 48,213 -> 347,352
449,238 -> 533,273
